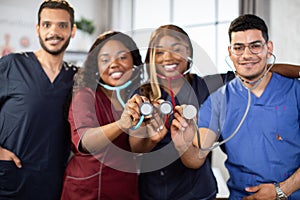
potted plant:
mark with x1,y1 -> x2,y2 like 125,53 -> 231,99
75,17 -> 95,35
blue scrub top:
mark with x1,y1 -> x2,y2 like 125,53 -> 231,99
198,73 -> 300,199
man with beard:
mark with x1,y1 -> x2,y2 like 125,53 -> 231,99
171,14 -> 299,200
0,1 -> 77,199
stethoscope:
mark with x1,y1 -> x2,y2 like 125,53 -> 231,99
197,53 -> 277,152
131,57 -> 193,130
132,101 -> 198,131
96,66 -> 140,108
131,101 -> 173,130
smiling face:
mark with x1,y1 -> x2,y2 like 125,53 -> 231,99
154,35 -> 190,78
36,8 -> 75,56
228,29 -> 273,82
97,40 -> 134,86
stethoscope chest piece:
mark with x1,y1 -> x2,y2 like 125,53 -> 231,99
159,101 -> 173,115
183,105 -> 197,120
140,102 -> 154,116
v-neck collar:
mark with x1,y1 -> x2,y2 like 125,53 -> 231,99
236,73 -> 275,105
31,52 -> 65,85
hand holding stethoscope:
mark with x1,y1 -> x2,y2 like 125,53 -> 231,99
170,104 -> 200,155
118,94 -> 148,130
171,104 -> 216,159
125,94 -> 174,142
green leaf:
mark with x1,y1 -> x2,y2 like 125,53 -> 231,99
75,17 -> 95,35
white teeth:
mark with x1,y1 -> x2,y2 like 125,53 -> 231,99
164,64 -> 176,69
49,39 -> 61,45
110,72 -> 123,78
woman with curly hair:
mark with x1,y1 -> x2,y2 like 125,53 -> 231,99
61,31 -> 144,200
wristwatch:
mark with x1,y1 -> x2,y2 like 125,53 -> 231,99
274,182 -> 288,200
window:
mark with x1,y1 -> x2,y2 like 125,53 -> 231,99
132,0 -> 239,74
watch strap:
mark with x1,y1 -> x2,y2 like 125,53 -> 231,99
274,182 -> 288,200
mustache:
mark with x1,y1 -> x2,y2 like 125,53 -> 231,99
45,36 -> 63,41
238,56 -> 261,63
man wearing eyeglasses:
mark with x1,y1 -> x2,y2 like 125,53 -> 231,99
206,14 -> 299,200
0,1 -> 77,199
171,14 -> 299,200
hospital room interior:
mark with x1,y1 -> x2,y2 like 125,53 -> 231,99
0,0 -> 299,199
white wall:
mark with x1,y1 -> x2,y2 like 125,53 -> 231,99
0,0 -> 40,53
1,0 -> 299,64
270,0 -> 300,64
0,0 -> 104,53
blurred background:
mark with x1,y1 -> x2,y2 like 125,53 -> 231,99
1,0 -> 299,72
1,0 -> 299,198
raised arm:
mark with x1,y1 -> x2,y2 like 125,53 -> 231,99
129,98 -> 168,153
129,119 -> 168,153
70,89 -> 138,154
170,105 -> 213,169
80,120 -> 131,153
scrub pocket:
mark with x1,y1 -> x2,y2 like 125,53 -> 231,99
62,171 -> 100,198
0,160 -> 24,194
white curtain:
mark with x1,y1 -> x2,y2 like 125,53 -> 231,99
239,0 -> 256,14
239,0 -> 270,27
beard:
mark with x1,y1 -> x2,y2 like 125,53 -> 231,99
242,65 -> 266,81
39,35 -> 71,56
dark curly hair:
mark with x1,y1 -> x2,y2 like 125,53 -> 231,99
73,31 -> 144,100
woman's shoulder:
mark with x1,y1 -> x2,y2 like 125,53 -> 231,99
73,87 -> 96,99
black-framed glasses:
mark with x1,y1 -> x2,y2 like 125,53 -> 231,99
230,41 -> 266,56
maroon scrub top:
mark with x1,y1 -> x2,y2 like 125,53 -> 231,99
61,87 -> 139,200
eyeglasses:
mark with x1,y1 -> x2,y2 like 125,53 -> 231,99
230,41 -> 266,56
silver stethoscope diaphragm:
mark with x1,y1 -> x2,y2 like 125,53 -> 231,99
159,101 -> 173,115
140,102 -> 154,116
183,105 -> 197,119
132,101 -> 173,130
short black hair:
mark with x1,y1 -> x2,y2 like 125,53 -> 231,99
228,14 -> 268,43
38,0 -> 75,27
